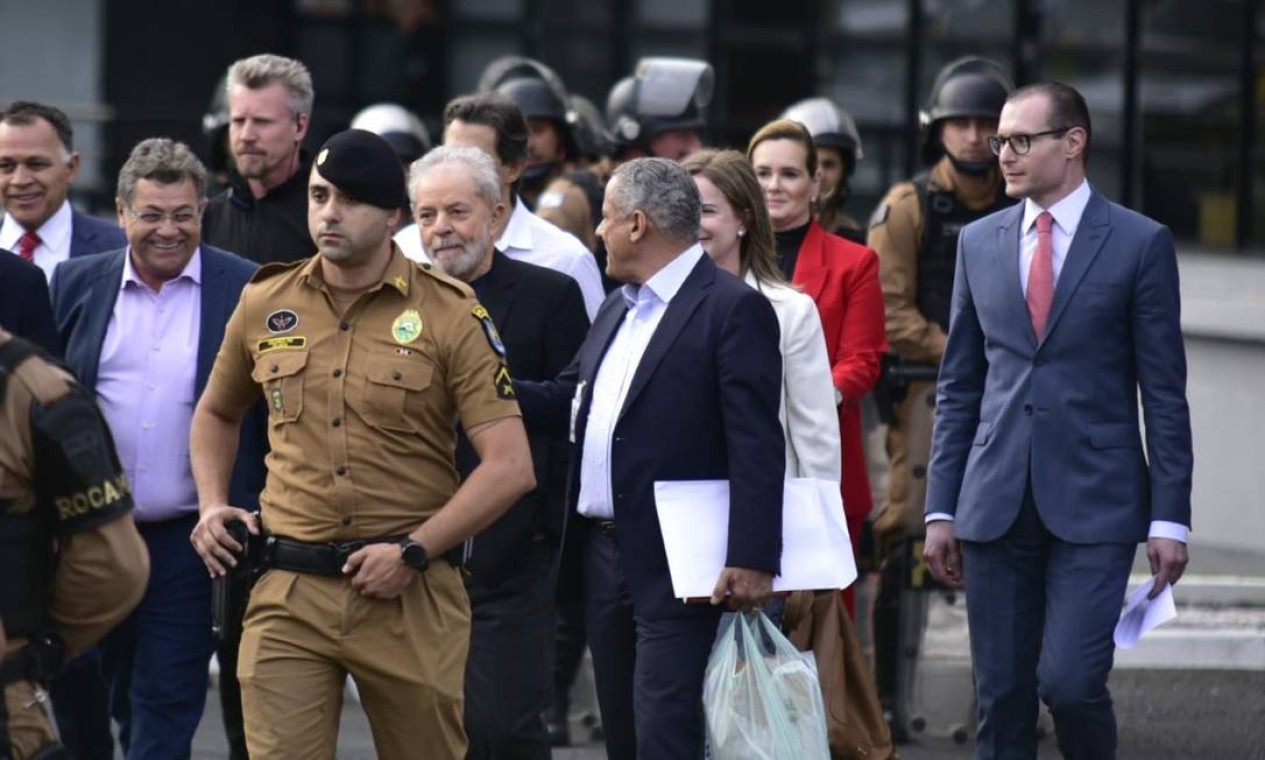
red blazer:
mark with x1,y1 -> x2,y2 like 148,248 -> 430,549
792,221 -> 888,522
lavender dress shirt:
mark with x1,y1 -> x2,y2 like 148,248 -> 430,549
96,248 -> 202,522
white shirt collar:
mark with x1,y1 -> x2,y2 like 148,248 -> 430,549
496,195 -> 534,252
621,244 -> 705,309
0,199 -> 74,256
1022,179 -> 1092,237
121,246 -> 203,291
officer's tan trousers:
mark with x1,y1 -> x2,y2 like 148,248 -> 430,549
238,564 -> 471,760
873,380 -> 936,545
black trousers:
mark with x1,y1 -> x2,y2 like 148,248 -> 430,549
463,540 -> 556,760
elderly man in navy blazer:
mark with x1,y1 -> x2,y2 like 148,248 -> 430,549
0,101 -> 126,280
923,83 -> 1192,760
51,138 -> 266,760
517,158 -> 785,760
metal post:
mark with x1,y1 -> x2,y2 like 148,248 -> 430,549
904,0 -> 924,176
1235,0 -> 1258,247
1121,0 -> 1140,209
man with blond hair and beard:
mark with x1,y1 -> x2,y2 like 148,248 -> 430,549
409,145 -> 588,759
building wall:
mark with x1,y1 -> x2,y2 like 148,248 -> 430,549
1178,252 -> 1265,554
0,0 -> 108,199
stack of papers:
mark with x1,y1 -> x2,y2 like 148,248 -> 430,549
1114,578 -> 1178,649
653,478 -> 856,600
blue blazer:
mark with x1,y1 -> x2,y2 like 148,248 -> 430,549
925,189 -> 1193,544
49,245 -> 269,511
517,253 -> 786,618
69,210 -> 126,258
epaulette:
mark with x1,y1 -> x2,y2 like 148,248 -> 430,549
414,260 -> 476,299
248,258 -> 307,284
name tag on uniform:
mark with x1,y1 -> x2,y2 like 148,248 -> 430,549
570,381 -> 586,444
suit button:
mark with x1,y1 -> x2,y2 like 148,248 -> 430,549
1024,404 -> 1033,416
616,493 -> 624,501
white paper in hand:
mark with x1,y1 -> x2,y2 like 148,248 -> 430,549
653,478 -> 855,599
1113,578 -> 1177,649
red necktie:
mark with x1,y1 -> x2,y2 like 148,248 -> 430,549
1027,211 -> 1054,339
16,230 -> 41,262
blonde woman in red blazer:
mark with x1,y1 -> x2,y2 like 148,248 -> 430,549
749,119 -> 888,613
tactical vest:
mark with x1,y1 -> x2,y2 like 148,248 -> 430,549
913,172 -> 1016,331
0,338 -> 55,639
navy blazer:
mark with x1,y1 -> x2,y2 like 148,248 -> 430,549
0,253 -> 60,355
925,189 -> 1193,544
49,244 -> 269,511
517,253 -> 786,618
69,210 -> 127,258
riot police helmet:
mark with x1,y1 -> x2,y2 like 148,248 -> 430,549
349,103 -> 432,166
780,97 -> 864,177
606,57 -> 713,151
569,94 -> 614,160
920,57 -> 1013,129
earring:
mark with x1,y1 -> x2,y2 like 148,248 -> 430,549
738,229 -> 745,238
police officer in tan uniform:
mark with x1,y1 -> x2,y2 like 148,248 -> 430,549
188,129 -> 536,760
866,57 -> 1015,741
1,328 -> 149,760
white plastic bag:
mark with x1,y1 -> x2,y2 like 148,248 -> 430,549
703,611 -> 830,759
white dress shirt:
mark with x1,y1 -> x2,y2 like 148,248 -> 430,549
927,179 -> 1188,543
497,196 -> 605,321
393,222 -> 432,264
576,245 -> 704,519
0,199 -> 73,281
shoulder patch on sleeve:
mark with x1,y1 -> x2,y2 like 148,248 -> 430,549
494,363 -> 515,400
471,304 -> 508,359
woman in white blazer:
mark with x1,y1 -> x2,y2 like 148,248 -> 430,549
682,149 -> 841,484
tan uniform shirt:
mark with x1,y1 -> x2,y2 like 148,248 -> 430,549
0,328 -> 148,660
204,247 -> 521,543
867,157 -> 1006,364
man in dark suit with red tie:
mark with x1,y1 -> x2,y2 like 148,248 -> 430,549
924,83 -> 1192,759
0,102 -> 126,282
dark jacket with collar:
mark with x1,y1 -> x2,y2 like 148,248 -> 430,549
201,158 -> 315,265
49,244 -> 269,511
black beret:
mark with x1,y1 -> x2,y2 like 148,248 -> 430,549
313,129 -> 407,210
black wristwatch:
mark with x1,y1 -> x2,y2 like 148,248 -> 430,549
399,538 -> 430,571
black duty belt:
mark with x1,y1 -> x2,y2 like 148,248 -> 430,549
260,535 -> 461,576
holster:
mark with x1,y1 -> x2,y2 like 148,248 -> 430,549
874,355 -> 940,425
211,519 -> 262,643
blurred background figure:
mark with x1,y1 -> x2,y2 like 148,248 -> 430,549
479,56 -> 578,211
780,96 -> 867,244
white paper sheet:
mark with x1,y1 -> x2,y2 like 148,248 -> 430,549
1113,577 -> 1178,649
653,478 -> 856,600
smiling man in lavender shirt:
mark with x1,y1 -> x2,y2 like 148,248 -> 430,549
49,138 -> 266,760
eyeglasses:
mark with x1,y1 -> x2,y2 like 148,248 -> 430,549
987,128 -> 1070,156
125,207 -> 200,226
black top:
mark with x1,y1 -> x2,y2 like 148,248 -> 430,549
202,157 -> 315,264
774,221 -> 811,280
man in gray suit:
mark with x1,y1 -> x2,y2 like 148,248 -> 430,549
923,83 -> 1192,760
